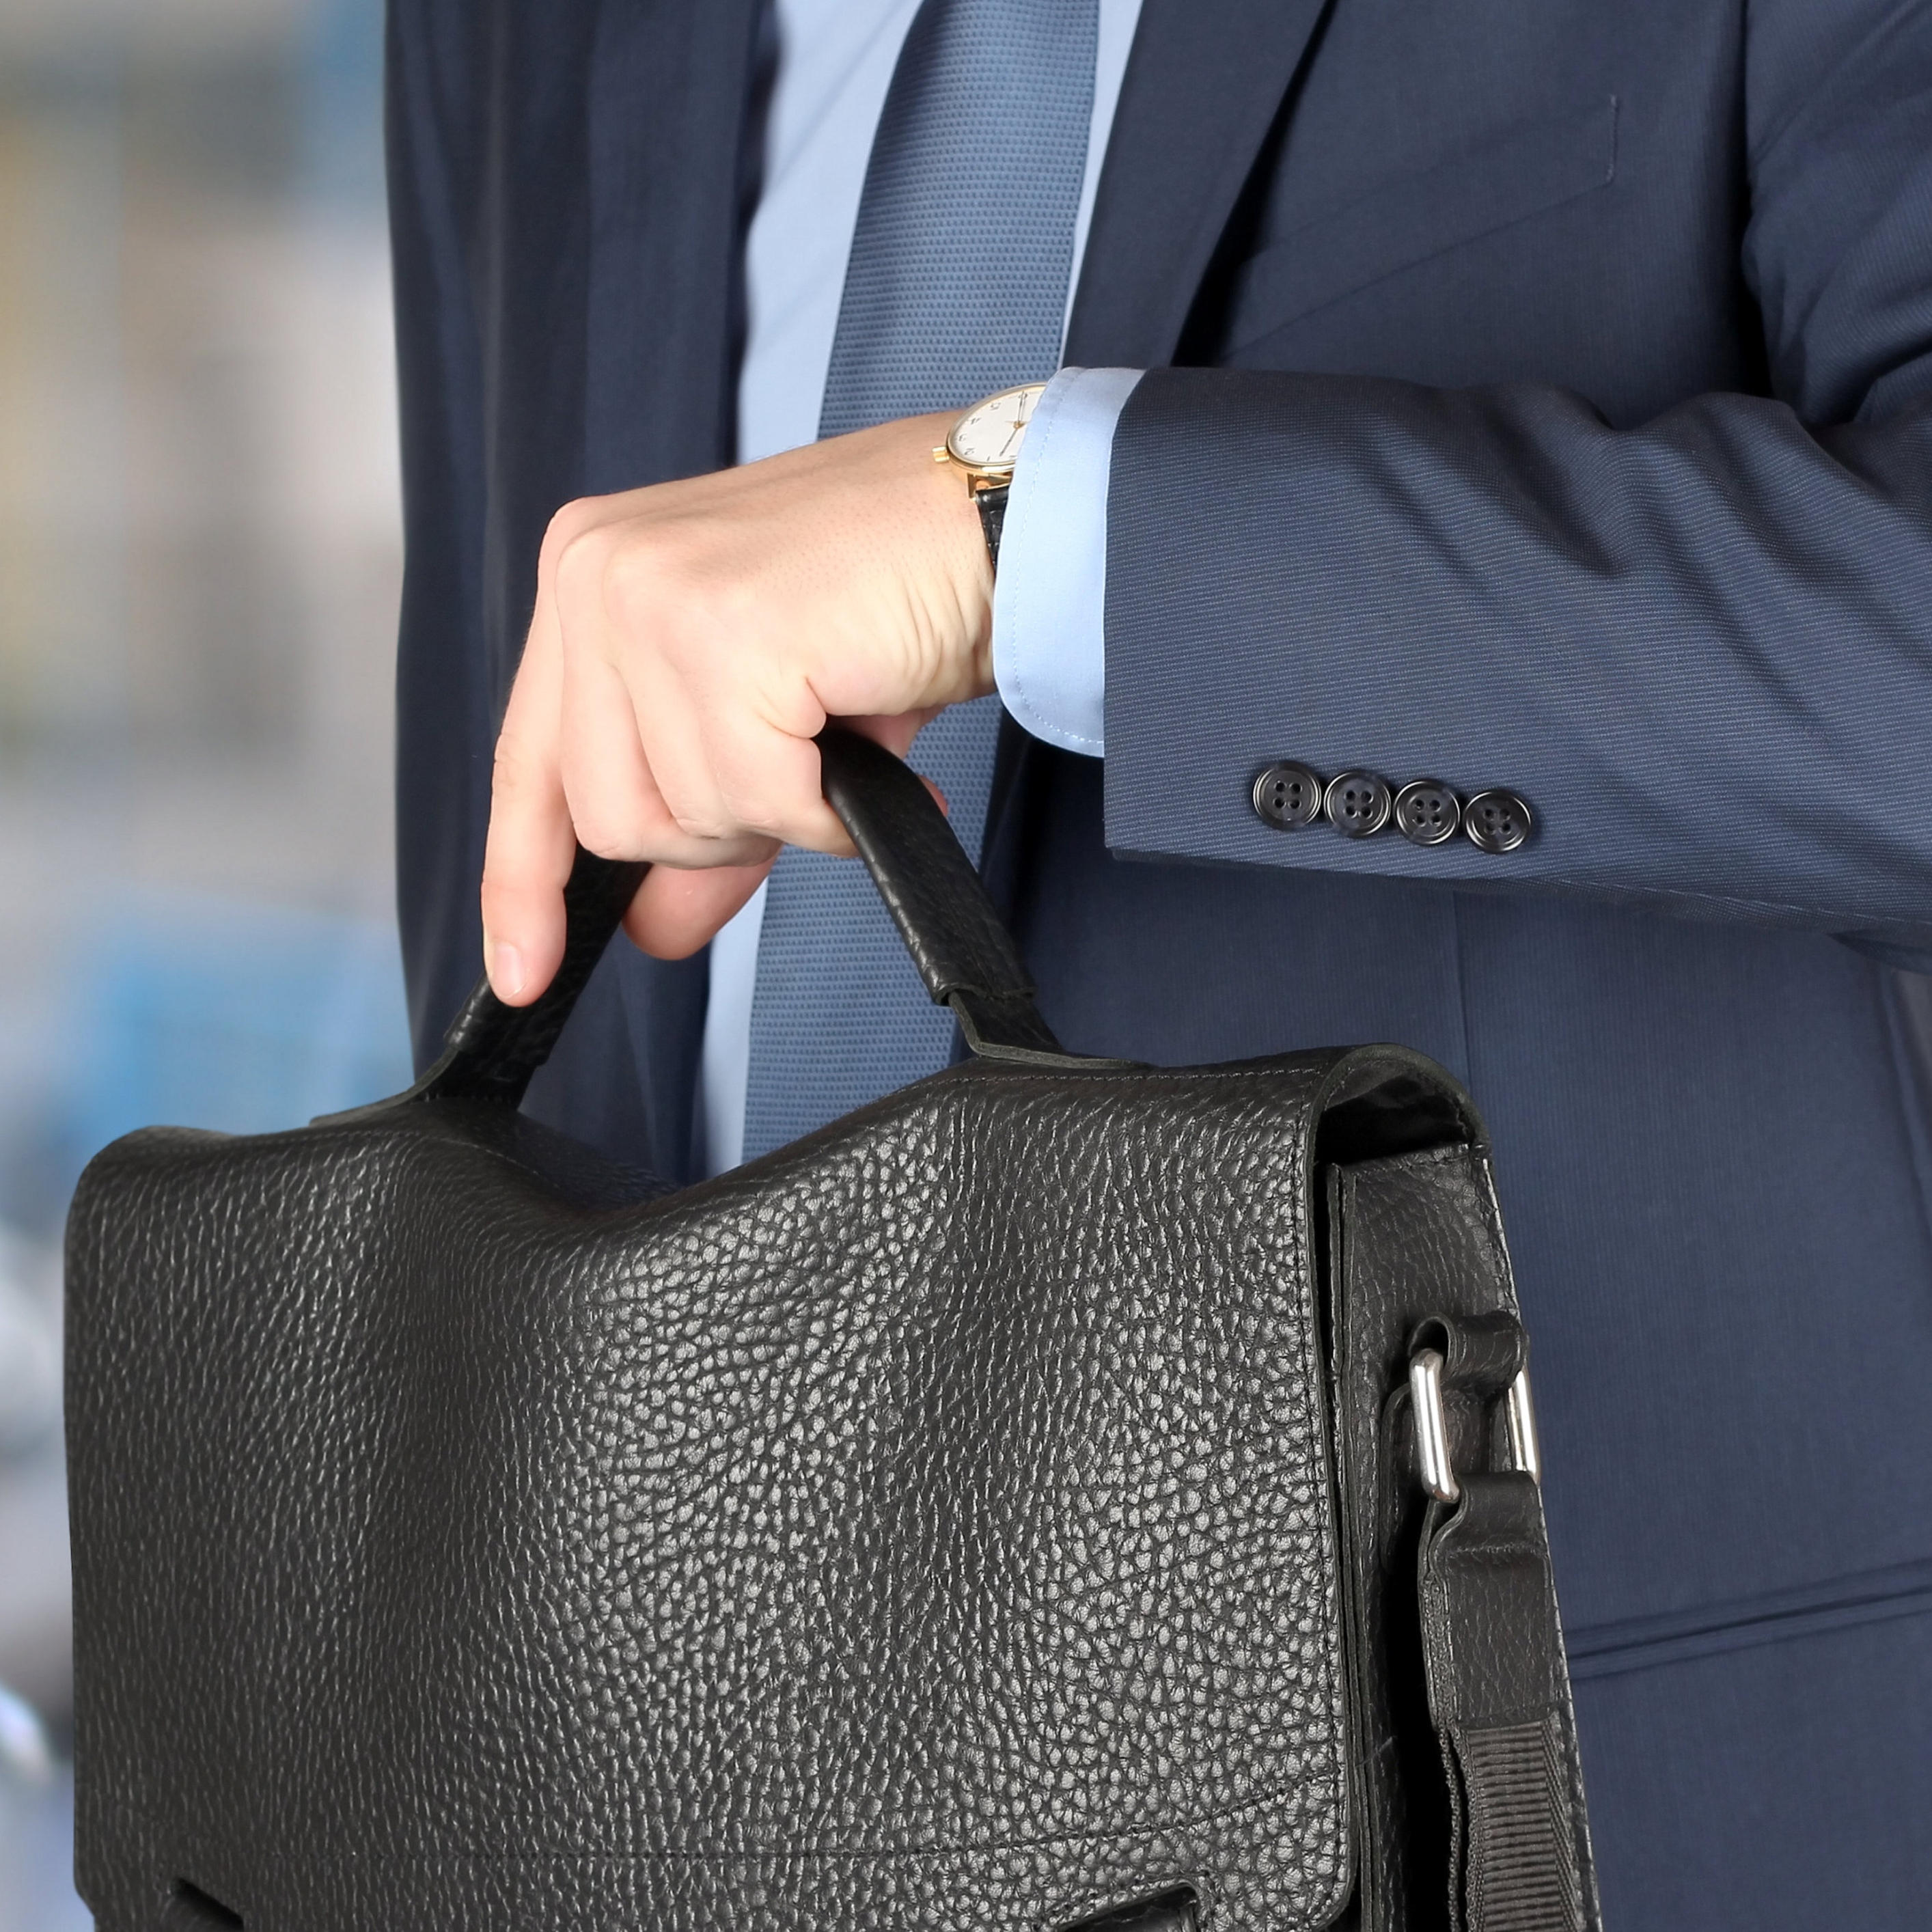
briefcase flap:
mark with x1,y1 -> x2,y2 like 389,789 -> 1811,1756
66,1035 -> 1476,1932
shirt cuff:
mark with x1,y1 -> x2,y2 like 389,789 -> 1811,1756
991,365 -> 1145,758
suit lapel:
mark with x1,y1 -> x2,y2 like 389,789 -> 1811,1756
1066,0 -> 1333,367
585,0 -> 762,493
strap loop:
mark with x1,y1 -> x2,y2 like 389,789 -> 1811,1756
1408,1314 -> 1541,1504
1407,1314 -> 1596,1932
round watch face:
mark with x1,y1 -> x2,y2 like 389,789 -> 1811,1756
947,383 -> 1047,473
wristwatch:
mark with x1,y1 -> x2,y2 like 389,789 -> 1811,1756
934,381 -> 1048,571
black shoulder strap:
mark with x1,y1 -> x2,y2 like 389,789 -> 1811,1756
1407,1313 -> 1600,1932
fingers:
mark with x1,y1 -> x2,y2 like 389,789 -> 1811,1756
481,592 -> 575,1006
480,411 -> 997,975
610,716 -> 944,963
622,853 -> 777,960
555,521 -> 855,860
698,704 -> 855,855
557,633 -> 681,858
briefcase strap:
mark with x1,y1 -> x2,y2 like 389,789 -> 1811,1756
1408,1315 -> 1596,1932
409,725 -> 1071,1111
1077,1311 -> 1597,1932
416,848 -> 649,1105
815,726 -> 1064,1059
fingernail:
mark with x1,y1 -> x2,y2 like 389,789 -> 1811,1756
490,941 -> 527,1000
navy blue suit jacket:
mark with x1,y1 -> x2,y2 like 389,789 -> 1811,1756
387,3 -> 1932,1922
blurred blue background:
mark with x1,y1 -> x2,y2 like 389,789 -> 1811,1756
0,1 -> 401,1920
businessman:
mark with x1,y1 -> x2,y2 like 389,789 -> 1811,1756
388,1 -> 1932,1922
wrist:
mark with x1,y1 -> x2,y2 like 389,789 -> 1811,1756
931,383 -> 1047,572
808,410 -> 995,712
907,411 -> 997,693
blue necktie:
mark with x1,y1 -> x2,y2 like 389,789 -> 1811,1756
741,0 -> 1097,1161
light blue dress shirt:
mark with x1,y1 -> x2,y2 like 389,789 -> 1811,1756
702,0 -> 1144,1176
992,361 -> 1144,753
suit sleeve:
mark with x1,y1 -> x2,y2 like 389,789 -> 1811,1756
1101,0 -> 1932,960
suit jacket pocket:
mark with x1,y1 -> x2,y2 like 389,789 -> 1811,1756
1226,96 -> 1619,348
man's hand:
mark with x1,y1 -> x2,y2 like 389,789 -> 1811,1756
480,411 -> 990,1004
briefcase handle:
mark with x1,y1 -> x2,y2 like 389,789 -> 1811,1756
412,724 -> 1064,1107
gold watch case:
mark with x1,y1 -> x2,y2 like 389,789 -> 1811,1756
933,382 -> 1049,492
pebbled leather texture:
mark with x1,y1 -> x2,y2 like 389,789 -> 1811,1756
66,1045 -> 1485,1932
67,736 -> 1597,1931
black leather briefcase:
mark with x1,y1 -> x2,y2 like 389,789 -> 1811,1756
66,730 -> 1601,1932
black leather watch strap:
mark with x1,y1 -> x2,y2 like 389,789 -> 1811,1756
975,482 -> 1010,570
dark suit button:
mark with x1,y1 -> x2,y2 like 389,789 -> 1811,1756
1465,789 -> 1534,853
1252,761 -> 1324,829
1325,770 -> 1392,838
1394,779 -> 1461,846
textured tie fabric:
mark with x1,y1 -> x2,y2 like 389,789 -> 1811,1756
742,0 -> 1097,1161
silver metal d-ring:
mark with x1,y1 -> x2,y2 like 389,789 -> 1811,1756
1505,1367 -> 1541,1485
1409,1348 -> 1459,1502
1409,1349 -> 1542,1502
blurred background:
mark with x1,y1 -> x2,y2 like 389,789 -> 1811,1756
0,0 -> 406,1921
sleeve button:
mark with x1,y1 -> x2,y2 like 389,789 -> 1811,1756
1324,770 -> 1393,838
1252,761 -> 1325,829
1393,779 -> 1461,846
1465,789 -> 1534,854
